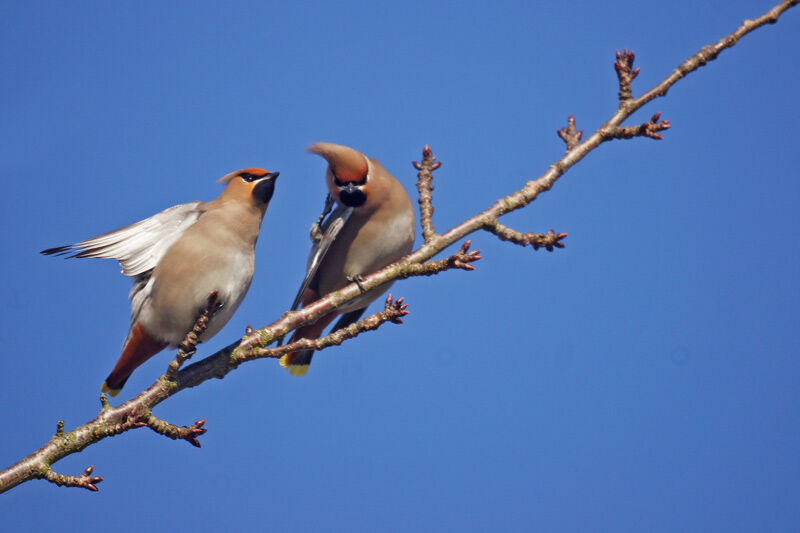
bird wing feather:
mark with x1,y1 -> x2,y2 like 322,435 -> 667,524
289,205 -> 354,312
42,201 -> 204,277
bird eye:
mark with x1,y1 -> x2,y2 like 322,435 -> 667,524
333,174 -> 367,187
241,173 -> 257,182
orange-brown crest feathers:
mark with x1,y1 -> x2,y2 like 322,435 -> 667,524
218,167 -> 270,184
308,142 -> 368,182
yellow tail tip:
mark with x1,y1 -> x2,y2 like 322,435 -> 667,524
279,354 -> 309,377
101,382 -> 122,397
289,365 -> 309,377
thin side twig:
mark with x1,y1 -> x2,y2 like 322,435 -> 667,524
141,413 -> 207,448
557,115 -> 583,151
42,465 -> 103,492
166,291 -> 219,382
401,240 -> 482,274
413,144 -> 441,242
615,48 -> 640,103
484,221 -> 568,252
245,294 -> 410,362
603,112 -> 672,141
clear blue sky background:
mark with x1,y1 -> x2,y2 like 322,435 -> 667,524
1,1 -> 798,531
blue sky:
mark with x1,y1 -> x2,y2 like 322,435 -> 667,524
1,1 -> 798,531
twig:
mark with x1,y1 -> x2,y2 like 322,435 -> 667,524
399,241 -> 482,276
141,413 -> 207,448
166,292 -> 219,382
42,465 -> 103,492
413,144 -> 441,242
245,294 -> 410,362
615,49 -> 640,103
557,115 -> 583,151
484,222 -> 568,252
603,112 -> 672,141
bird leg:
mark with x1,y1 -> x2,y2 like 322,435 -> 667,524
310,194 -> 335,243
346,274 -> 367,293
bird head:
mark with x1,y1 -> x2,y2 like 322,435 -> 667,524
218,168 -> 280,209
308,142 -> 370,209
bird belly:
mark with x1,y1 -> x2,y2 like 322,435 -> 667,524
138,250 -> 255,346
320,209 -> 414,313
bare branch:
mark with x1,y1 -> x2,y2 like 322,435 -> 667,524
141,414 -> 207,448
603,112 -> 672,141
401,241 -> 482,275
1,0 -> 796,494
244,294 -> 410,362
557,115 -> 583,151
485,222 -> 568,252
166,291 -> 219,381
42,465 -> 103,492
413,144 -> 441,242
615,48 -> 640,103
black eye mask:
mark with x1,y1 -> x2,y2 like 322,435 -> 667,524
339,184 -> 366,207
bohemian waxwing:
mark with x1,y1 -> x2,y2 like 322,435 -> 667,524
42,168 -> 280,396
280,143 -> 415,376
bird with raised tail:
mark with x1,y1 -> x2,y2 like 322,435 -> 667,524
281,143 -> 415,376
42,168 -> 280,396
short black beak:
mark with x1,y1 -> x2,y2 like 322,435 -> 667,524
254,172 -> 279,203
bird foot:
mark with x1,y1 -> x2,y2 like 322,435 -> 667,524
347,274 -> 366,293
310,194 -> 335,243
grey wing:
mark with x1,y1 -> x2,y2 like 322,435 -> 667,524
125,273 -> 155,345
41,201 -> 204,277
289,205 -> 354,311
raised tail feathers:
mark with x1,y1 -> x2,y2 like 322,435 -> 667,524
102,322 -> 167,396
280,313 -> 338,377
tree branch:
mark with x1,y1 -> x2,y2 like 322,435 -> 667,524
557,115 -> 583,151
42,465 -> 103,492
166,291 -> 218,381
140,414 -> 207,449
484,222 -> 568,252
1,0 -> 796,494
246,294 -> 410,361
602,112 -> 672,141
413,144 -> 441,242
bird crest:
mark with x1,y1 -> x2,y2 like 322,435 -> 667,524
308,142 -> 368,182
